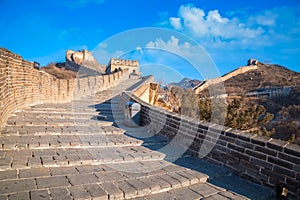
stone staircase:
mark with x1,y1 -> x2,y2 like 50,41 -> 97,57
0,79 -> 254,199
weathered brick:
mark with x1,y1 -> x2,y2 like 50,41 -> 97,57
49,188 -> 71,200
266,140 -> 286,152
278,152 -> 300,165
125,179 -> 151,196
268,157 -> 293,170
227,143 -> 245,153
19,167 -> 49,178
261,169 -> 285,184
167,172 -> 190,187
94,171 -> 124,182
254,146 -> 277,157
36,176 -> 70,189
0,170 -> 17,180
219,135 -> 235,143
237,132 -> 252,142
114,180 -> 137,199
8,191 -> 30,200
0,179 -> 36,195
235,139 -> 254,149
284,143 -> 300,157
189,183 -> 223,197
99,182 -> 123,199
230,150 -> 250,161
225,131 -> 237,138
67,174 -> 98,186
240,160 -> 260,173
273,165 -> 296,178
30,190 -> 50,200
245,149 -> 267,160
250,157 -> 273,170
68,185 -> 91,200
219,191 -> 249,200
137,177 -> 160,194
50,166 -> 78,176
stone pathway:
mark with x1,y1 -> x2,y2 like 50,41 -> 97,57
0,79 -> 274,199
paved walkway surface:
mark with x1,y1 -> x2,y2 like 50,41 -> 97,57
0,79 -> 274,199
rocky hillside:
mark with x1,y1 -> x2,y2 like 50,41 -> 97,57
224,63 -> 300,95
41,62 -> 77,79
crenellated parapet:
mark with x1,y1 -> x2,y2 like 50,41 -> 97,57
106,58 -> 139,75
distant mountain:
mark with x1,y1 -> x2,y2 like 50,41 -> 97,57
169,78 -> 202,89
224,63 -> 300,95
194,62 -> 300,95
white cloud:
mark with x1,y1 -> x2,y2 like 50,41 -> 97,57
169,17 -> 182,30
146,36 -> 221,79
158,4 -> 300,75
146,36 -> 181,53
171,4 -> 264,40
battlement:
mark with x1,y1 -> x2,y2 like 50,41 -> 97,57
106,58 -> 139,74
109,58 -> 139,67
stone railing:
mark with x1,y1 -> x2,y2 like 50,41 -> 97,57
121,91 -> 300,198
0,48 -> 128,130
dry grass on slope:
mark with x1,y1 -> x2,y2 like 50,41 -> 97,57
41,62 -> 77,79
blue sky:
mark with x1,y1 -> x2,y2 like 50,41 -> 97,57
1,0 -> 299,82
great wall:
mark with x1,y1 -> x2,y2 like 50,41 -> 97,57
0,48 -> 299,199
194,64 -> 258,94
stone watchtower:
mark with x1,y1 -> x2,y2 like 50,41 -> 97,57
105,58 -> 139,75
247,58 -> 259,66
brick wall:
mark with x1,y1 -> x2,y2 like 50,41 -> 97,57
122,91 -> 300,198
0,48 -> 128,130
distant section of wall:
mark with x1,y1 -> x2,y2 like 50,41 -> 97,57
194,65 -> 258,94
65,54 -> 102,76
65,49 -> 106,74
106,58 -> 139,74
0,48 -> 128,130
122,91 -> 300,198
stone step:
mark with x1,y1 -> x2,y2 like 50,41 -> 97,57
1,125 -> 125,136
18,109 -> 99,116
6,119 -> 113,126
0,145 -> 168,170
29,107 -> 97,113
33,103 -> 90,108
13,112 -> 99,119
0,135 -> 139,150
132,182 -> 250,200
0,134 -> 169,150
0,161 -> 208,199
17,112 -> 125,122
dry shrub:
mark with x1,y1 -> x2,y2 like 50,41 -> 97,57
41,62 -> 77,79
